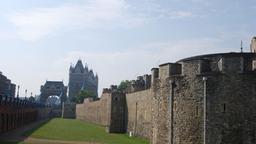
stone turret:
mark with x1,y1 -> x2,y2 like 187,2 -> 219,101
152,52 -> 256,144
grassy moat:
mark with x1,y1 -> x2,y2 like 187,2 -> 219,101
2,118 -> 149,144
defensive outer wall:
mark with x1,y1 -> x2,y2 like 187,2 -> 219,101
76,89 -> 127,133
76,52 -> 256,144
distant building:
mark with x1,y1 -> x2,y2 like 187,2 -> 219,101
68,60 -> 98,101
0,72 -> 7,96
10,83 -> 16,97
0,72 -> 16,97
39,81 -> 67,103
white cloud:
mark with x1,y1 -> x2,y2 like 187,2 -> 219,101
168,11 -> 193,19
7,0 -> 195,41
54,38 -> 227,95
7,0 -> 131,41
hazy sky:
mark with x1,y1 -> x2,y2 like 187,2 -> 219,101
0,0 -> 256,97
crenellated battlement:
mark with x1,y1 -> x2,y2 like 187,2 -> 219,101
124,74 -> 152,93
149,53 -> 256,83
76,51 -> 256,144
178,52 -> 256,75
117,53 -> 256,96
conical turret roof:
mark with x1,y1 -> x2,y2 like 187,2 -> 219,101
74,60 -> 85,73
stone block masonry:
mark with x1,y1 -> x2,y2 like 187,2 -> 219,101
76,93 -> 111,126
76,52 -> 256,144
126,89 -> 153,139
76,90 -> 126,133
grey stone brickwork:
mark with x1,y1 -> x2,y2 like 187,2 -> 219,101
75,52 -> 256,144
76,88 -> 126,133
126,89 -> 153,139
152,52 -> 256,144
76,95 -> 110,126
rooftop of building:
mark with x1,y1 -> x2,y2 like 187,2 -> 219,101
44,81 -> 65,86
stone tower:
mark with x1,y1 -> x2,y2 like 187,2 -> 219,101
151,53 -> 256,144
250,37 -> 256,53
68,60 -> 98,101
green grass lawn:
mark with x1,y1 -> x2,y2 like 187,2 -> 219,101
23,118 -> 149,144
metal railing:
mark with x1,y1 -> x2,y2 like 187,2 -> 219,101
0,95 -> 46,108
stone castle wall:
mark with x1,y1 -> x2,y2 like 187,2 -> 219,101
76,93 -> 111,126
206,73 -> 256,144
76,91 -> 126,133
76,88 -> 153,138
76,52 -> 256,144
126,89 -> 153,139
152,53 -> 256,144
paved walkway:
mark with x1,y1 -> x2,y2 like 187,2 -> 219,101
0,119 -> 99,144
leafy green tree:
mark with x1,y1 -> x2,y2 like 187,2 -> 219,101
73,90 -> 96,104
29,96 -> 35,102
117,80 -> 131,92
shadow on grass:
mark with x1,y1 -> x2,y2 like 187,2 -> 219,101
0,119 -> 51,144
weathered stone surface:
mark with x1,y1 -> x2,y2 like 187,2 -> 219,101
126,89 -> 153,139
76,93 -> 111,126
76,52 -> 256,144
76,90 -> 126,133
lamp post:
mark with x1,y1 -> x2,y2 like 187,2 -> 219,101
17,85 -> 20,98
25,89 -> 27,99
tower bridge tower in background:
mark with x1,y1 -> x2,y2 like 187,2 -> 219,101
68,60 -> 98,101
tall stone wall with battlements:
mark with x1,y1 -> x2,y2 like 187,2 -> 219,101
76,52 -> 256,144
76,86 -> 153,138
152,52 -> 256,144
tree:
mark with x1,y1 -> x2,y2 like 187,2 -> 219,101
117,80 -> 131,92
73,90 -> 96,104
28,96 -> 35,102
